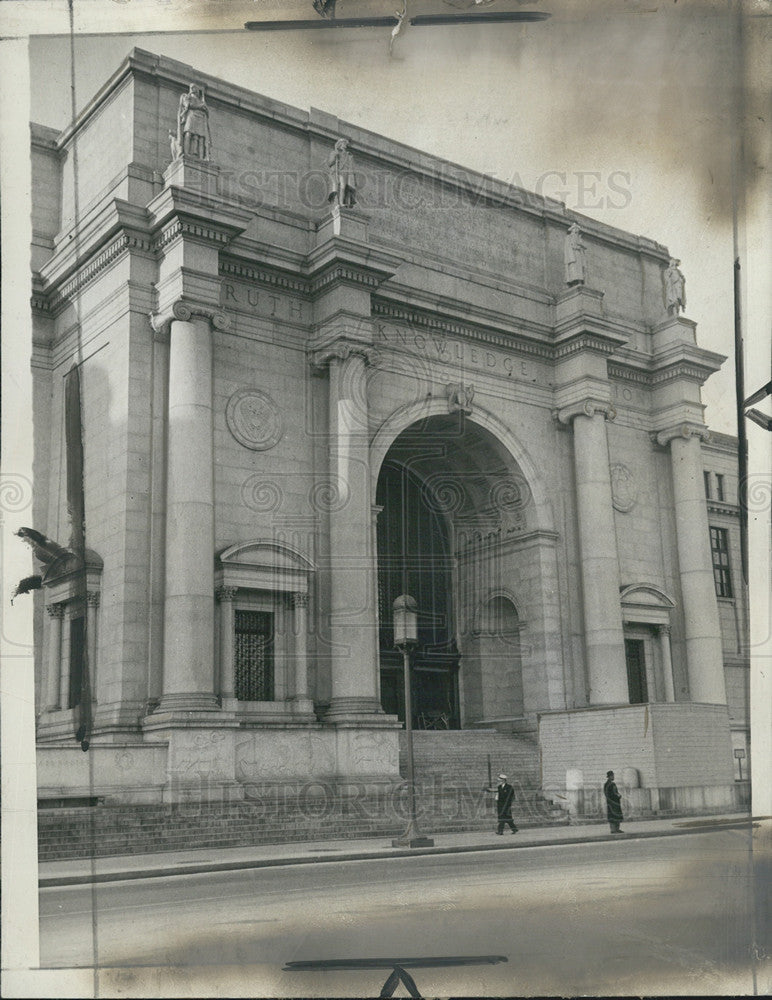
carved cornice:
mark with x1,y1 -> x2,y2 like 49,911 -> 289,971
153,217 -> 234,253
554,333 -> 622,359
309,261 -> 384,295
219,258 -> 311,296
372,299 -> 554,361
149,298 -> 232,340
607,362 -> 653,386
33,230 -> 153,315
652,422 -> 710,448
554,399 -> 617,425
707,500 -> 740,519
650,361 -> 720,387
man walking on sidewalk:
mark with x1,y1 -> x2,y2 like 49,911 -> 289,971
603,770 -> 624,834
489,773 -> 518,835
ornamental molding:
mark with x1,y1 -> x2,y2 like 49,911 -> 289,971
219,258 -> 310,296
33,230 -> 153,314
650,361 -> 718,387
225,388 -> 284,452
309,262 -> 383,295
609,463 -> 638,513
372,299 -> 554,361
607,363 -> 653,386
707,500 -> 740,518
553,333 -> 622,360
153,217 -> 234,253
149,298 -> 231,340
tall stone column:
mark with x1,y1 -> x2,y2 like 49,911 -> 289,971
45,603 -> 64,710
158,304 -> 218,712
657,624 -> 676,702
86,591 -> 99,697
656,425 -> 727,704
317,343 -> 382,720
216,587 -> 238,701
291,592 -> 310,700
558,401 -> 628,704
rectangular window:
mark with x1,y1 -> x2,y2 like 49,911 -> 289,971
716,474 -> 725,502
625,638 -> 648,704
703,471 -> 712,499
710,526 -> 733,598
235,609 -> 274,701
68,615 -> 85,709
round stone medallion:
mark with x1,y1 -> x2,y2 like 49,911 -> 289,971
610,462 -> 638,513
226,388 -> 283,451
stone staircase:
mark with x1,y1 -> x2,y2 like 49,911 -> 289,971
401,728 -> 541,787
399,729 -> 563,829
36,730 -> 566,862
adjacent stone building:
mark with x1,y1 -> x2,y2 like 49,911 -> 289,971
28,50 -> 749,824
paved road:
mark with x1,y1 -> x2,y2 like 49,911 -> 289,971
40,830 -> 762,997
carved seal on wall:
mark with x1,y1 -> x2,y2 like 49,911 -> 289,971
610,463 -> 638,513
226,388 -> 284,451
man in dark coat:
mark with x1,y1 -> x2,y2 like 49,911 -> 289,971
603,770 -> 624,834
490,773 -> 518,835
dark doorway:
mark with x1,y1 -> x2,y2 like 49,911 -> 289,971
625,638 -> 648,704
376,459 -> 460,728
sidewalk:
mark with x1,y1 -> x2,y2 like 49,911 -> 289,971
39,812 -> 754,887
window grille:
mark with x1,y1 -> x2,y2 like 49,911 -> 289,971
709,526 -> 733,598
235,609 -> 274,701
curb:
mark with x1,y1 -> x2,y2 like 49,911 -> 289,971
38,818 -> 754,888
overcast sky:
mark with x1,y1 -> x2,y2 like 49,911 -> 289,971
24,0 -> 769,434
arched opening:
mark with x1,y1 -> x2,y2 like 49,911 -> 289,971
375,413 -> 533,728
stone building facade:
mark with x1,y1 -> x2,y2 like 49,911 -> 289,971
28,50 -> 748,815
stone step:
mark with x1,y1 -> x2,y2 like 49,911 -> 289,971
37,784 -> 566,861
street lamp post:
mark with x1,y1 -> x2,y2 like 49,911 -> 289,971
392,595 -> 434,848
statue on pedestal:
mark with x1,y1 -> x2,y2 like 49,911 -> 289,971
564,222 -> 586,286
177,83 -> 212,161
328,138 -> 357,208
664,258 -> 686,314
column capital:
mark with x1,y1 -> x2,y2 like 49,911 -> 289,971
554,398 -> 617,426
655,623 -> 672,636
86,591 -> 101,608
291,591 -> 310,609
310,339 -> 380,371
651,422 -> 710,448
46,603 -> 65,618
215,586 -> 238,602
149,299 -> 231,341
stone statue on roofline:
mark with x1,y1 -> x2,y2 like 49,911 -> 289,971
328,138 -> 357,208
176,83 -> 212,161
664,258 -> 686,315
564,222 -> 586,286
